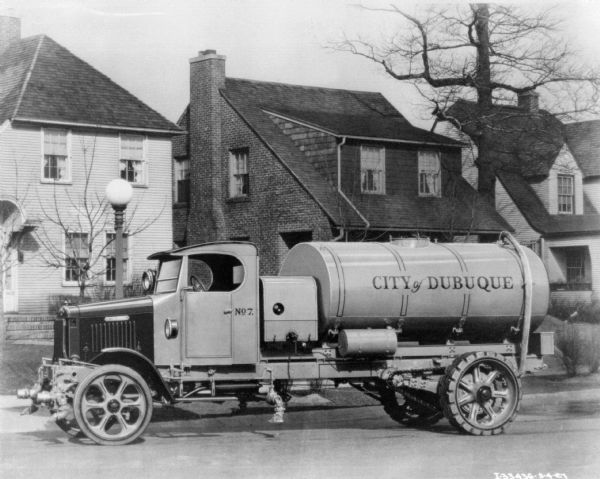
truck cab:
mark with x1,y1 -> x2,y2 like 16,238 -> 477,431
149,242 -> 260,366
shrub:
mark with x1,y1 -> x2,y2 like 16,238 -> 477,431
548,299 -> 600,324
555,322 -> 600,376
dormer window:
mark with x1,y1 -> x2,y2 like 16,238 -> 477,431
360,146 -> 385,194
557,174 -> 574,214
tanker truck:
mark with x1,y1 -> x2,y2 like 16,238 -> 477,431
17,232 -> 553,445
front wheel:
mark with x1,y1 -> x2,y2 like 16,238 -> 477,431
73,365 -> 153,445
440,352 -> 522,436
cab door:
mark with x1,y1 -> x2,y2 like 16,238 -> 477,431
185,291 -> 232,360
183,251 -> 257,365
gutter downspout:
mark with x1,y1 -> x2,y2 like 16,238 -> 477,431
336,137 -> 370,239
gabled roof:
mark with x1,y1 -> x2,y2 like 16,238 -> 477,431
446,99 -> 564,178
564,120 -> 600,178
497,170 -> 600,236
0,35 -> 180,134
217,78 -> 507,234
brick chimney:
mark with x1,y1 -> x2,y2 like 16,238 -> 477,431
0,15 -> 20,56
187,49 -> 227,244
518,90 -> 539,113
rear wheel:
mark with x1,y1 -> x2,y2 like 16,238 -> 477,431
73,365 -> 153,445
440,352 -> 522,436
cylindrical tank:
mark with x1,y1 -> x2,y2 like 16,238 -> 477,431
279,239 -> 549,344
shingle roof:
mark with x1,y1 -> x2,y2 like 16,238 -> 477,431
218,78 -> 508,233
0,35 -> 180,134
564,120 -> 600,178
497,170 -> 600,235
225,78 -> 462,146
447,100 -> 564,178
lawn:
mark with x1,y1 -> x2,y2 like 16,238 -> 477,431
0,342 -> 52,394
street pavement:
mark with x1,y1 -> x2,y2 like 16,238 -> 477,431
1,382 -> 599,479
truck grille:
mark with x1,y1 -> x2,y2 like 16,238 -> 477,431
90,321 -> 137,352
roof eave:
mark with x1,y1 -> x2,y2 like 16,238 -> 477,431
12,117 -> 184,135
340,223 -> 510,234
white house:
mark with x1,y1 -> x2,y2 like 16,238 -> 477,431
0,16 -> 181,316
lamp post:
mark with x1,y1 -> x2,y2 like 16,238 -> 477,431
105,179 -> 133,299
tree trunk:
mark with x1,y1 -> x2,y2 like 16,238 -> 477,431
473,4 -> 496,206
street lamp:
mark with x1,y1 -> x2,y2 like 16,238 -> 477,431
105,179 -> 133,299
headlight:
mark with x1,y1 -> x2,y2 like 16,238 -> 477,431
164,319 -> 179,339
142,269 -> 156,293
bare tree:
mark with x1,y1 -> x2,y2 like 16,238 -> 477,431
35,136 -> 164,301
334,3 -> 600,203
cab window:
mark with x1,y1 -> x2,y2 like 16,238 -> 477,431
155,258 -> 182,293
188,254 -> 244,292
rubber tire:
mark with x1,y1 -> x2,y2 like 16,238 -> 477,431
440,352 -> 522,436
74,364 -> 153,446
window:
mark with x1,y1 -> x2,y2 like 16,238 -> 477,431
175,159 -> 190,203
229,149 -> 249,197
42,129 -> 70,181
566,248 -> 585,285
360,146 -> 385,194
418,150 -> 441,197
557,174 -> 574,214
120,134 -> 146,184
188,254 -> 245,292
155,258 -> 182,294
65,233 -> 89,283
105,232 -> 129,283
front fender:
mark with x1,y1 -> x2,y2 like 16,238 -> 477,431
91,348 -> 173,403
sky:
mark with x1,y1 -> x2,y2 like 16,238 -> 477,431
1,0 -> 599,128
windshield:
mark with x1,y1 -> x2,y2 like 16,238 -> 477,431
155,258 -> 182,293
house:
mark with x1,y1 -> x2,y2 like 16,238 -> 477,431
0,16 -> 181,315
438,94 -> 600,304
173,49 -> 510,275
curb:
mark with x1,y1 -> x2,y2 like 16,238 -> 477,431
523,387 -> 600,401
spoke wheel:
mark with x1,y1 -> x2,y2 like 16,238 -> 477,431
440,352 -> 521,436
73,365 -> 153,446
